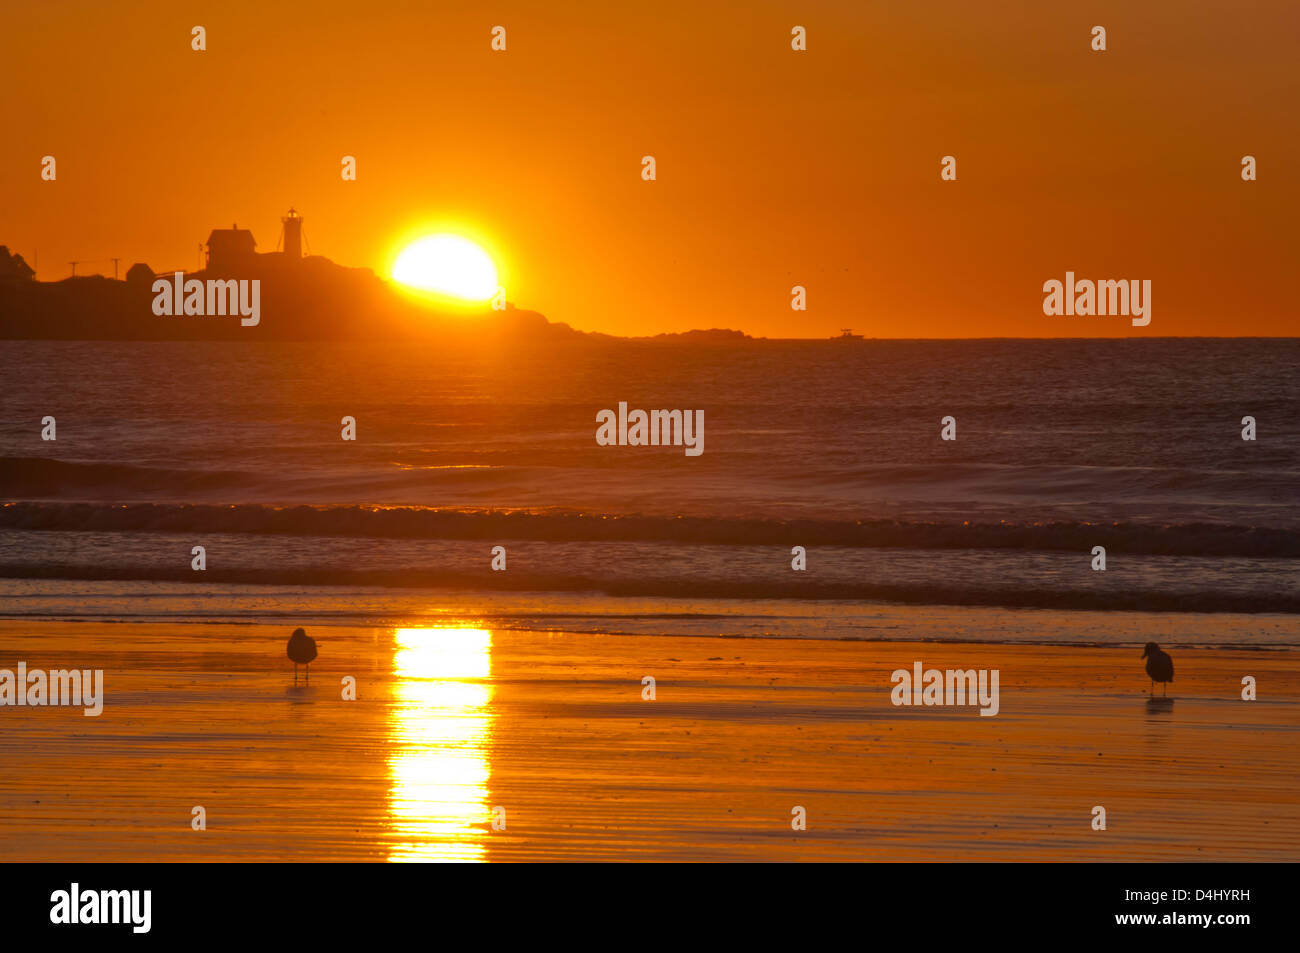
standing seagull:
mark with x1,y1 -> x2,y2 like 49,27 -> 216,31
287,627 -> 318,683
1141,642 -> 1173,696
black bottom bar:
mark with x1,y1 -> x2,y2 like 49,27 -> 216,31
2,862 -> 1280,942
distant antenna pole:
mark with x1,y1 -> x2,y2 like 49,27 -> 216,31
111,257 -> 120,280
69,260 -> 79,276
198,242 -> 203,271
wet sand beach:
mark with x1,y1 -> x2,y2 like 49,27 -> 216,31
1,619 -> 1297,862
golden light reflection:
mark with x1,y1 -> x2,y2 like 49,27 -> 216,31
386,627 -> 493,862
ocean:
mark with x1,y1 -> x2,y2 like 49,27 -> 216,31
1,338 -> 1297,638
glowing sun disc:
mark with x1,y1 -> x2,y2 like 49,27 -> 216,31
393,235 -> 498,301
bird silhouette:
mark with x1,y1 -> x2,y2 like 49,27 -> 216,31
1141,642 -> 1173,696
287,627 -> 318,683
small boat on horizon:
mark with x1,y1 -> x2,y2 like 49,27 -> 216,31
833,328 -> 864,340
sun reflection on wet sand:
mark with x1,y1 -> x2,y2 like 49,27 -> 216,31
386,627 -> 493,862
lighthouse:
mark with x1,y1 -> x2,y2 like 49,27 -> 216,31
282,207 -> 303,260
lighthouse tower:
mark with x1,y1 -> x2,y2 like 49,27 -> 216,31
282,207 -> 303,260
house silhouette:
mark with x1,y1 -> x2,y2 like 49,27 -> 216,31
206,225 -> 256,272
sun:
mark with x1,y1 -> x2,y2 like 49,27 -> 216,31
392,235 -> 499,302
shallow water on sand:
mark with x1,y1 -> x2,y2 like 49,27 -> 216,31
3,580 -> 1299,645
2,620 -> 1296,862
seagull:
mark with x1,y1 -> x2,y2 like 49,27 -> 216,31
1141,642 -> 1173,696
287,627 -> 318,683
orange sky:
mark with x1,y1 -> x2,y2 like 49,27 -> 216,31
3,0 -> 1297,337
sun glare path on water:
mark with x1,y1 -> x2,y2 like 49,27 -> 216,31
386,627 -> 493,862
392,235 -> 499,302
